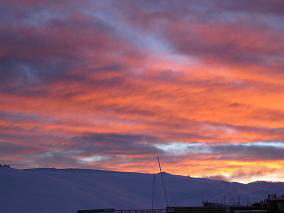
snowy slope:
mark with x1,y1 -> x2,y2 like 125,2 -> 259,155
1,167 -> 284,213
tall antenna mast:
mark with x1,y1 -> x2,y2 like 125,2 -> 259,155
158,157 -> 169,207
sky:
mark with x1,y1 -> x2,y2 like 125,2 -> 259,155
1,0 -> 284,183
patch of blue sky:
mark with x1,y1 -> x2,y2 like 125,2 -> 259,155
242,141 -> 284,149
80,155 -> 110,163
155,140 -> 284,156
154,142 -> 212,155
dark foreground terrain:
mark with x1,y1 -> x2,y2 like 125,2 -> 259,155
1,167 -> 284,213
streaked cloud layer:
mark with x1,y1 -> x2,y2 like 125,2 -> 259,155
1,0 -> 284,182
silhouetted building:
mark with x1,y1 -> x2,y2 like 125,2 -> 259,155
78,194 -> 284,213
263,194 -> 284,213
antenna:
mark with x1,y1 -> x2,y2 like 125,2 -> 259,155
158,157 -> 169,207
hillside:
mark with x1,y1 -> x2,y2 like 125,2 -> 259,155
0,167 -> 284,213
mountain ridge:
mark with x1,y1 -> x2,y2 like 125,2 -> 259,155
1,167 -> 284,213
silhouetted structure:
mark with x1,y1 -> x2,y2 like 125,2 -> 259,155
78,209 -> 164,213
167,206 -> 225,213
0,164 -> 10,168
78,209 -> 115,213
256,194 -> 284,213
77,194 -> 283,213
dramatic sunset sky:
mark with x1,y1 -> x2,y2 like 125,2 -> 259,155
1,0 -> 284,183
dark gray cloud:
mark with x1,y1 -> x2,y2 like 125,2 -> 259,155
211,143 -> 284,160
220,0 -> 284,16
32,151 -> 82,167
0,142 -> 33,154
0,111 -> 41,121
72,133 -> 162,155
0,1 -> 132,95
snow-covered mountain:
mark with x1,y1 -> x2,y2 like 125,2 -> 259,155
1,167 -> 284,213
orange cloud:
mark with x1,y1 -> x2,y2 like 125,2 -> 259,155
0,0 -> 284,182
